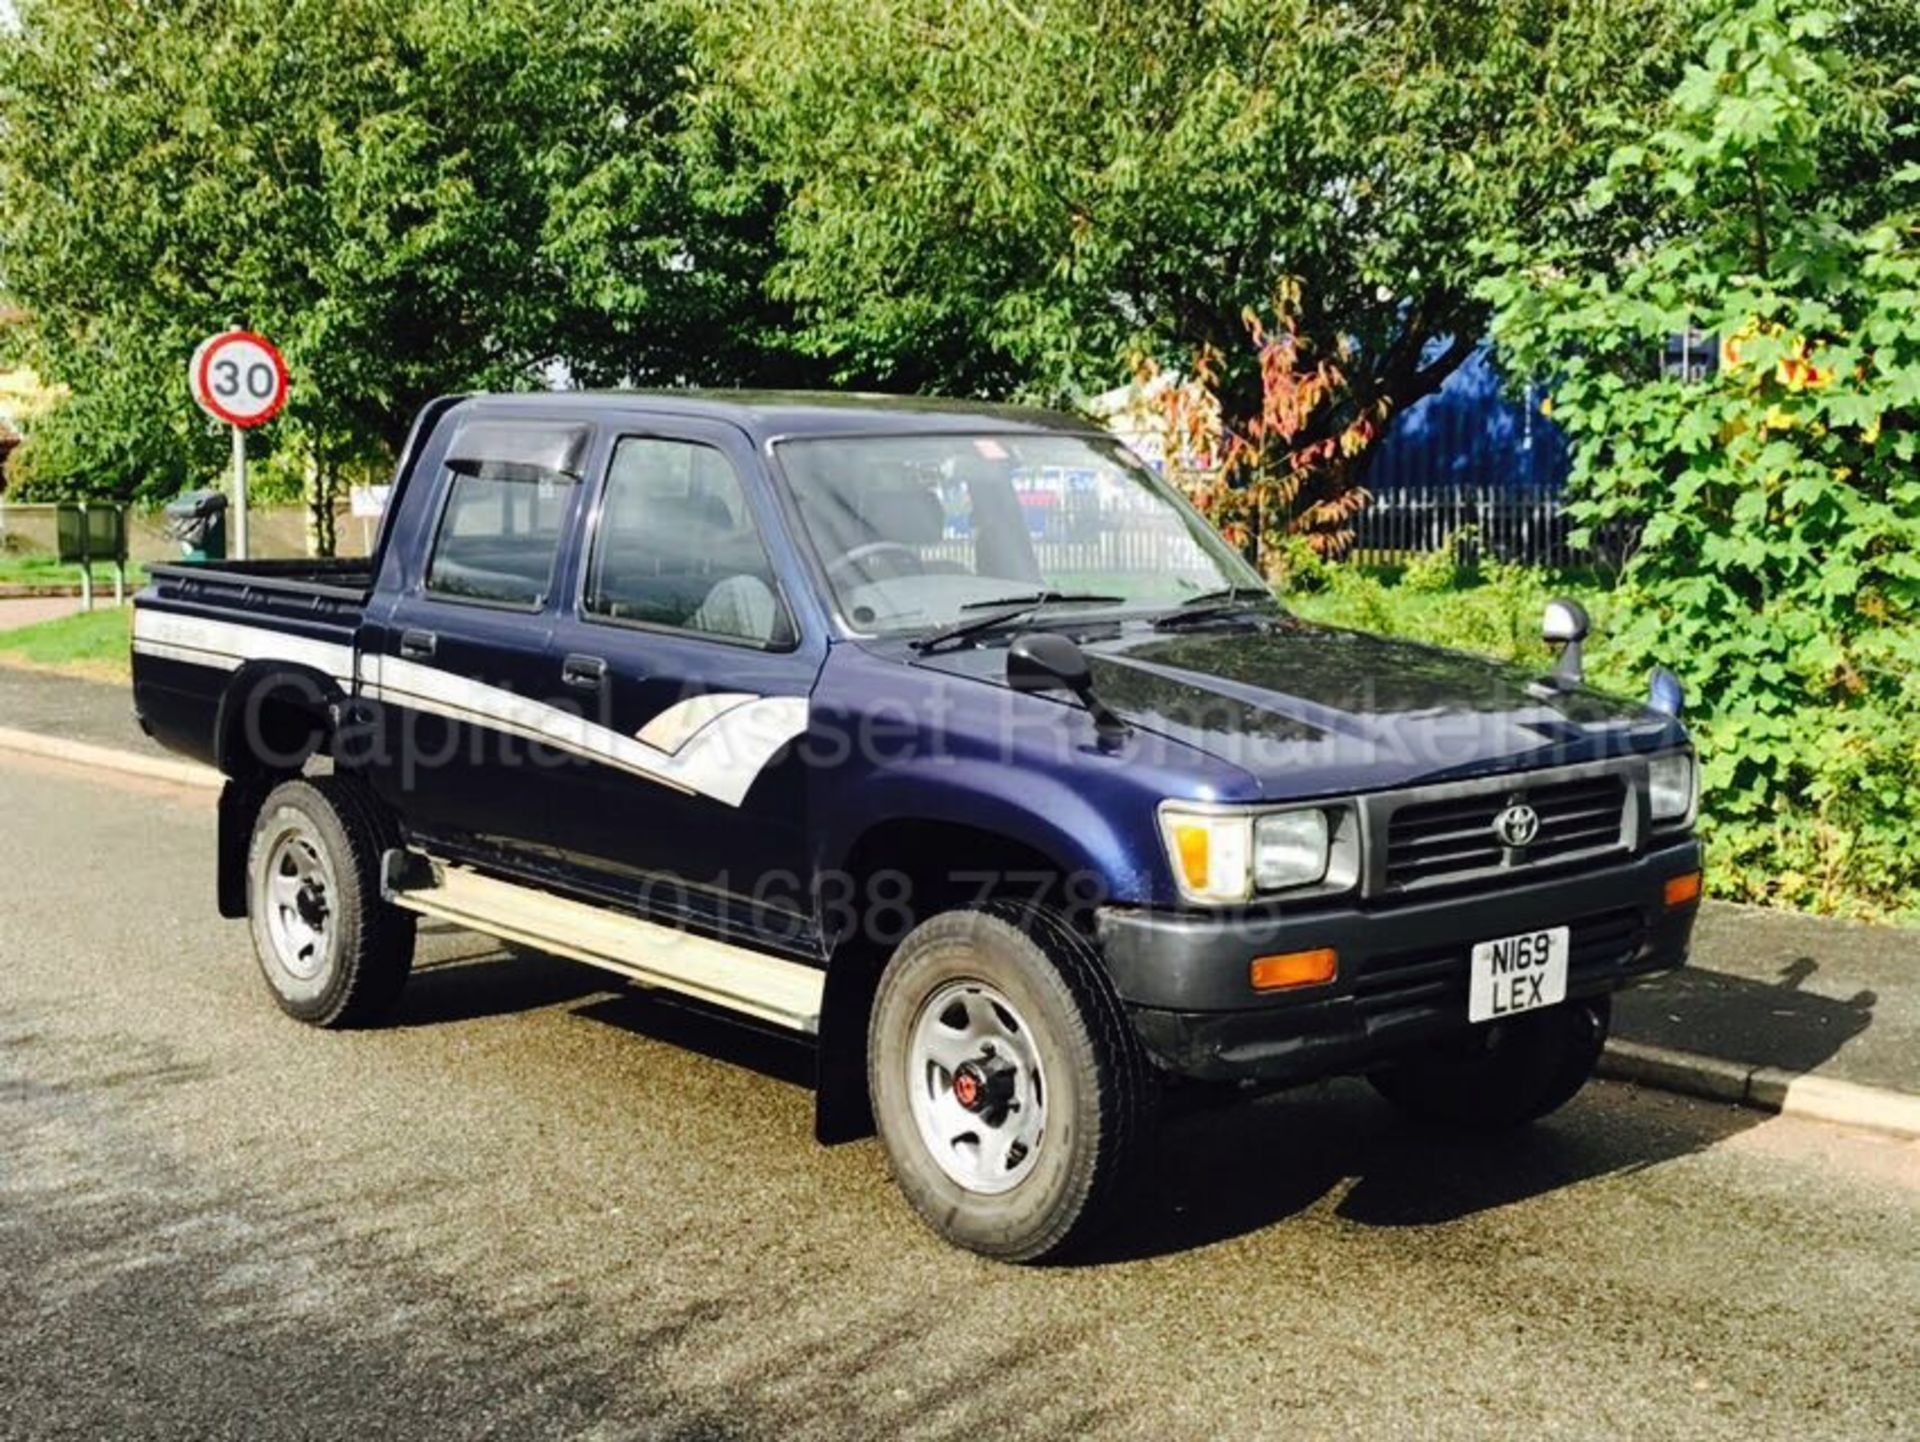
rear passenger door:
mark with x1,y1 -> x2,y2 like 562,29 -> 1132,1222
543,421 -> 826,947
362,414 -> 591,859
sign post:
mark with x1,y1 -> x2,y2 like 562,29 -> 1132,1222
232,423 -> 249,559
189,329 -> 290,560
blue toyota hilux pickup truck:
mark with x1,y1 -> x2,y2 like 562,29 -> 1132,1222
132,392 -> 1702,1260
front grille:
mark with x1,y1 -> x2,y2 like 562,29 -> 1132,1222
1383,772 -> 1628,892
1351,907 -> 1645,1017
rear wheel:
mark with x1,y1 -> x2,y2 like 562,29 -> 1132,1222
246,776 -> 415,1027
1368,995 -> 1610,1130
867,902 -> 1150,1262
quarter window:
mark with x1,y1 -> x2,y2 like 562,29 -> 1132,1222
585,437 -> 791,647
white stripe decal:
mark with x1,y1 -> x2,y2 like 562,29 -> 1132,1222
363,656 -> 807,807
361,653 -> 695,795
136,611 -> 810,807
133,610 -> 355,684
664,697 -> 810,807
636,691 -> 760,754
131,638 -> 243,673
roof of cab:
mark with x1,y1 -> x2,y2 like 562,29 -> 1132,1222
443,389 -> 1104,441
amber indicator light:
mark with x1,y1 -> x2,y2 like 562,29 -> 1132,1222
1664,871 -> 1703,908
1250,948 -> 1338,992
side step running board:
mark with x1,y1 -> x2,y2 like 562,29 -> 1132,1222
385,860 -> 824,1034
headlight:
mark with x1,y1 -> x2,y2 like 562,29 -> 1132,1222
1159,805 -> 1336,904
1648,751 -> 1697,824
1254,810 -> 1330,889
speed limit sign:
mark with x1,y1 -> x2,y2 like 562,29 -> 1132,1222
190,330 -> 289,428
189,328 -> 289,561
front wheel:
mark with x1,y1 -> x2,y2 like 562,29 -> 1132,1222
246,776 -> 415,1027
867,903 -> 1151,1262
1368,994 -> 1611,1131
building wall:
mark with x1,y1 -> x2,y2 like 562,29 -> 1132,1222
0,501 -> 377,564
1362,345 -> 1570,495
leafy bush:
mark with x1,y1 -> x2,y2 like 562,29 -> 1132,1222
1400,526 -> 1483,594
1268,534 -> 1334,594
1299,560 -> 1918,919
1299,564 -> 1582,673
1483,0 -> 1920,917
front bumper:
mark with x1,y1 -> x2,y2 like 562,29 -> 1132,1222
1095,839 -> 1702,1085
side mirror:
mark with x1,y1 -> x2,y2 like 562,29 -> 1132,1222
1007,630 -> 1092,696
1007,632 -> 1129,745
1542,597 -> 1591,686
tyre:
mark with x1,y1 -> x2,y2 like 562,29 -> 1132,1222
867,901 -> 1150,1262
1368,994 -> 1610,1131
245,775 -> 416,1027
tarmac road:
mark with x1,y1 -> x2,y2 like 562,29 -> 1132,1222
2,751 -> 1916,1442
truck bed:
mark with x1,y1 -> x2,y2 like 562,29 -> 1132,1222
145,556 -> 375,605
134,559 -> 374,771
141,556 -> 373,645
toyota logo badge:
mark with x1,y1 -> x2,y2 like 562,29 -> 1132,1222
1493,802 -> 1540,848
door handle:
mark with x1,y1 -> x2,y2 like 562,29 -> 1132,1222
561,653 -> 608,690
399,629 -> 437,660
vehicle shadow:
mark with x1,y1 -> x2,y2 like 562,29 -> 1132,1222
1090,958 -> 1879,1263
568,986 -> 818,1091
388,928 -> 818,1080
385,936 -> 1879,1264
1080,1078 -> 1746,1264
394,935 -> 616,1028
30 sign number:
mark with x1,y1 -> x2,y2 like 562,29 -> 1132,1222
190,331 -> 289,428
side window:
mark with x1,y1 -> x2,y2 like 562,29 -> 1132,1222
424,421 -> 588,608
585,437 -> 793,647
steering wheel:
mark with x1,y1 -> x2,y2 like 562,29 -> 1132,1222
827,541 -> 925,585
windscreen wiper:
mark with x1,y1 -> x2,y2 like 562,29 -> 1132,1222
1151,582 -> 1278,630
909,590 -> 1125,655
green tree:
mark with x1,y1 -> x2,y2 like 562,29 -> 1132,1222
1483,0 -> 1920,914
707,0 -> 1695,451
0,0 -> 816,527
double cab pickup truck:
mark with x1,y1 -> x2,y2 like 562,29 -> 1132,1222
132,392 -> 1703,1260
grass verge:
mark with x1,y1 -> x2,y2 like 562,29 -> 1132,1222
0,552 -> 146,588
0,604 -> 134,682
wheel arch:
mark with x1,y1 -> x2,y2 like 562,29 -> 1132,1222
214,660 -> 343,780
812,812 -> 1100,1146
212,661 -> 346,919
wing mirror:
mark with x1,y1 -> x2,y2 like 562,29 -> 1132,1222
1541,597 -> 1591,686
1006,632 -> 1129,746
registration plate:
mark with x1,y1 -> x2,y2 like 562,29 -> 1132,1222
1468,926 -> 1569,1024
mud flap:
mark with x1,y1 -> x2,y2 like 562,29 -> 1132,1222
813,953 -> 878,1144
216,778 -> 274,918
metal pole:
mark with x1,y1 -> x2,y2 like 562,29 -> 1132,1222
113,507 -> 127,605
78,503 -> 94,613
231,424 -> 249,560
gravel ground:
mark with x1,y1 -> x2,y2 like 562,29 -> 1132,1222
0,664 -> 151,753
2,751 -> 1918,1442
